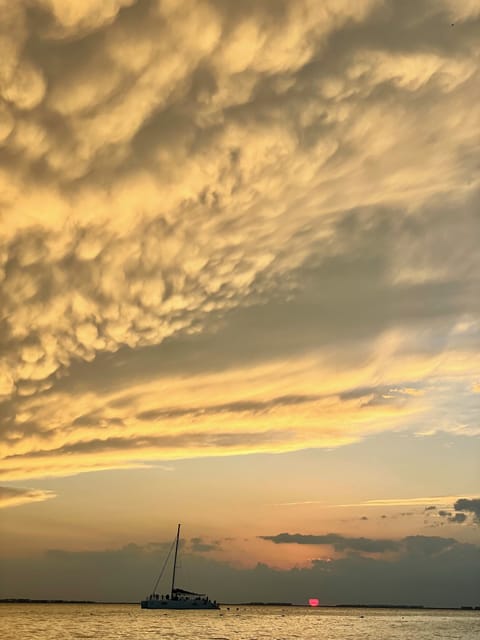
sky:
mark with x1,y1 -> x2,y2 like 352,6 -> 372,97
0,0 -> 479,607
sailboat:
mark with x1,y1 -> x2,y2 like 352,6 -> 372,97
140,524 -> 220,610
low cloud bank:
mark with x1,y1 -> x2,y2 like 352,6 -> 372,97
0,535 -> 478,607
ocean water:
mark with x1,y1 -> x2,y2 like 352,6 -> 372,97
1,604 -> 479,640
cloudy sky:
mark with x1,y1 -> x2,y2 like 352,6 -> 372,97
0,0 -> 479,606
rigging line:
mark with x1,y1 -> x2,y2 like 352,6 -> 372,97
151,537 -> 176,594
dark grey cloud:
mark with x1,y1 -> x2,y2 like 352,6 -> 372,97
449,513 -> 467,524
435,502 -> 477,526
377,512 -> 417,521
260,532 -> 467,559
0,535 -> 478,607
259,533 -> 400,553
190,537 -> 220,553
403,536 -> 457,556
454,498 -> 480,523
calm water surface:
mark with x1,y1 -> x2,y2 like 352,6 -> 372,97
1,604 -> 479,640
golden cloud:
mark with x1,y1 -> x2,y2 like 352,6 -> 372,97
1,0 -> 479,480
0,486 -> 56,509
2,334 -> 479,480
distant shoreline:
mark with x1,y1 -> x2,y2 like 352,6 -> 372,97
1,599 -> 479,610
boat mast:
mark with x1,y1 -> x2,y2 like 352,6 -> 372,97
170,523 -> 181,597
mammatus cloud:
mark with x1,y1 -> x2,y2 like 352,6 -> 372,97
1,0 -> 480,480
0,486 -> 55,509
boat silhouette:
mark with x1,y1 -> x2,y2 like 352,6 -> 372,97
141,524 -> 219,610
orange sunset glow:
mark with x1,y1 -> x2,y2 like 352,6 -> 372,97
0,0 -> 479,609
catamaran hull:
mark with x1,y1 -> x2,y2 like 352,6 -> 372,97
141,599 -> 219,610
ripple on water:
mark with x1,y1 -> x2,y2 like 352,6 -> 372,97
0,604 -> 479,640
